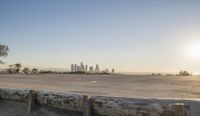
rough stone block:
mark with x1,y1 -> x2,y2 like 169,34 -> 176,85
0,88 -> 29,102
35,91 -> 83,112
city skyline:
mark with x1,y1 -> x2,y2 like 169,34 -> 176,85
1,1 -> 200,74
70,62 -> 114,73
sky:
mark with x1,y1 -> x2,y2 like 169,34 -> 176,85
0,0 -> 200,73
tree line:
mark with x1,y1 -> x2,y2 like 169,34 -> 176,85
6,63 -> 39,74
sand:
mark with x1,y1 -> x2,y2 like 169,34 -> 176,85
0,74 -> 199,99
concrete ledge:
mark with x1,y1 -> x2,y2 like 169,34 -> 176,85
0,88 -> 191,116
91,96 -> 190,116
0,100 -> 82,116
35,91 -> 83,112
0,88 -> 29,102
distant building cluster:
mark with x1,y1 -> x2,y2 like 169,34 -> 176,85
71,62 -> 115,73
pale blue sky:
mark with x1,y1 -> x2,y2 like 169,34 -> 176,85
0,0 -> 200,73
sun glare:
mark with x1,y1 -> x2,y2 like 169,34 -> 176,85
188,43 -> 200,60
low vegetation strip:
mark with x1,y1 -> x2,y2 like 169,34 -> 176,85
0,88 -> 192,116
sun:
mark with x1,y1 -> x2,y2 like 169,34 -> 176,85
187,43 -> 200,60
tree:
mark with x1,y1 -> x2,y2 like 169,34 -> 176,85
23,67 -> 30,74
179,70 -> 191,76
0,43 -> 9,64
31,68 -> 39,74
5,64 -> 22,74
6,65 -> 15,74
14,63 -> 22,74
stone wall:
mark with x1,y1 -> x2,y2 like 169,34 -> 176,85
36,91 -> 83,112
0,88 -> 191,116
0,88 -> 29,102
91,96 -> 190,116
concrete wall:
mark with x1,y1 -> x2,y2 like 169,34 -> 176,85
0,88 -> 192,116
91,96 -> 190,116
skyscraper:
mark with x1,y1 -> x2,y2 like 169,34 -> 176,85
74,64 -> 77,72
89,66 -> 93,72
85,65 -> 88,72
80,62 -> 84,71
95,64 -> 100,73
77,66 -> 81,71
71,64 -> 74,72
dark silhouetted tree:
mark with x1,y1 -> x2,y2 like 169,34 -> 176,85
6,65 -> 15,74
14,63 -> 22,74
0,43 -> 9,64
23,67 -> 30,74
179,70 -> 191,76
31,68 -> 39,74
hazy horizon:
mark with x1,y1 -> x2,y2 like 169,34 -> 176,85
1,0 -> 200,74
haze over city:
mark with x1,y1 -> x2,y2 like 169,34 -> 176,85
1,0 -> 200,74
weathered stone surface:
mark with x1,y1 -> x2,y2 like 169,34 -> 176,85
0,88 -> 191,116
91,96 -> 189,116
0,88 -> 29,102
35,91 -> 83,112
0,100 -> 82,116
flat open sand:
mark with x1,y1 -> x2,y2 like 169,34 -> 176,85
0,74 -> 200,99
